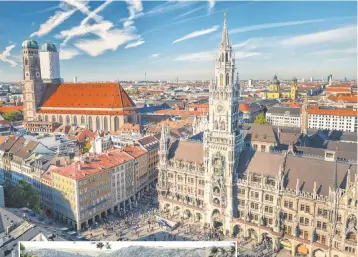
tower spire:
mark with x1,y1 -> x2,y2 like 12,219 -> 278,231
221,12 -> 229,46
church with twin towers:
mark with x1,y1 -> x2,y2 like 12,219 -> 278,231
21,40 -> 140,132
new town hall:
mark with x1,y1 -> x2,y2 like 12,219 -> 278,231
157,14 -> 357,257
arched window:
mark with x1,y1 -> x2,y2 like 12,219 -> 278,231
96,116 -> 100,131
59,116 -> 63,124
104,117 -> 108,131
226,73 -> 229,86
220,74 -> 223,86
88,116 -> 92,130
24,58 -> 28,65
114,116 -> 119,131
225,52 -> 228,62
66,115 -> 70,125
37,115 -> 42,121
81,116 -> 85,124
221,53 -> 224,62
52,115 -> 56,123
44,115 -> 48,122
73,116 -> 77,125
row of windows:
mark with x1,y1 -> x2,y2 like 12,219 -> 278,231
39,115 -> 122,131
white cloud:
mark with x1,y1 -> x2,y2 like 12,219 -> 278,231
30,8 -> 77,37
145,1 -> 192,16
174,51 -> 215,61
124,39 -> 145,49
208,0 -> 215,12
235,51 -> 261,59
57,21 -> 114,41
59,48 -> 81,60
125,0 -> 143,20
59,0 -> 113,47
230,18 -> 327,34
281,25 -> 357,46
151,53 -> 160,58
173,5 -> 205,20
174,48 -> 261,62
75,30 -> 140,56
173,25 -> 219,44
123,20 -> 135,28
0,45 -> 17,67
308,48 -> 357,55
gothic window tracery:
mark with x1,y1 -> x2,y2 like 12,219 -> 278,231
225,52 -> 228,62
220,121 -> 226,131
226,73 -> 229,85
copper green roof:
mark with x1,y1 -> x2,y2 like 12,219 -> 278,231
22,40 -> 39,49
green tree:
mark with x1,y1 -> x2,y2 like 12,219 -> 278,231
2,111 -> 23,121
81,140 -> 92,153
4,180 -> 42,214
253,113 -> 267,124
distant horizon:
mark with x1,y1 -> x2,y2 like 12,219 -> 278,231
1,77 -> 356,84
0,1 -> 356,81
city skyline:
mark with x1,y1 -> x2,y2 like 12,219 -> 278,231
0,1 -> 357,82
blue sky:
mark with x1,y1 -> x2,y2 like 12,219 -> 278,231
0,1 -> 357,82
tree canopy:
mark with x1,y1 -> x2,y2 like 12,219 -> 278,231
2,111 -> 23,121
253,113 -> 267,124
81,140 -> 92,153
4,180 -> 42,214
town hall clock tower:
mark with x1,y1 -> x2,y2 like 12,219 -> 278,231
203,13 -> 244,233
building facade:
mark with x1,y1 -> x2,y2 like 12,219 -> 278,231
157,13 -> 358,257
266,107 -> 301,128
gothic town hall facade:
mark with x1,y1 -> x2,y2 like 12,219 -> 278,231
157,14 -> 357,257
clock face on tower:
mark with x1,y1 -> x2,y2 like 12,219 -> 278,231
215,103 -> 225,113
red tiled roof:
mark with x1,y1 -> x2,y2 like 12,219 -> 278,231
40,82 -> 135,109
50,150 -> 134,180
123,145 -> 146,158
239,103 -> 250,112
327,94 -> 358,103
308,106 -> 357,117
324,87 -> 352,93
117,123 -> 141,133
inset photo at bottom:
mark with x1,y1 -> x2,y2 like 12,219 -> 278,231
19,241 -> 237,257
